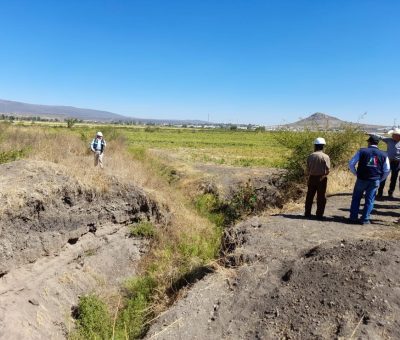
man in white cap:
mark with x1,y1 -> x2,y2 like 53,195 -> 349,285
90,131 -> 106,168
371,128 -> 400,199
305,137 -> 330,220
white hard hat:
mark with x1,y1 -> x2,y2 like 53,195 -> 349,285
96,131 -> 103,137
313,137 -> 326,145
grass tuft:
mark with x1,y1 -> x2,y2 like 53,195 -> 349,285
129,221 -> 156,238
71,294 -> 113,340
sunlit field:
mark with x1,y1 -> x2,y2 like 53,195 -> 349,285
123,127 -> 290,168
12,121 -> 291,168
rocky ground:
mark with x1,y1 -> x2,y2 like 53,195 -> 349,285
147,194 -> 400,340
0,160 -> 164,339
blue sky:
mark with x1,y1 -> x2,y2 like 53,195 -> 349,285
0,0 -> 398,125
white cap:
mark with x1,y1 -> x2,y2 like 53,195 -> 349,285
313,137 -> 326,145
96,131 -> 103,137
388,128 -> 400,135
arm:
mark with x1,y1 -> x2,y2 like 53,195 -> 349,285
90,139 -> 95,152
368,133 -> 384,140
348,151 -> 360,176
305,155 -> 310,176
325,156 -> 331,175
380,156 -> 390,182
368,133 -> 393,145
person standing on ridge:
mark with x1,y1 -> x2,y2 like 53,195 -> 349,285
348,135 -> 390,224
370,128 -> 400,199
90,131 -> 106,168
304,137 -> 330,220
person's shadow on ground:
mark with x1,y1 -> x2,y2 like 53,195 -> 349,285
374,203 -> 399,210
279,213 -> 390,226
279,214 -> 347,223
327,193 -> 353,198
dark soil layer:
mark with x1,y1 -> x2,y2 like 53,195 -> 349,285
259,239 -> 400,339
0,160 -> 164,274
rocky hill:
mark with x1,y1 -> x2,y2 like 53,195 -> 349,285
285,112 -> 386,131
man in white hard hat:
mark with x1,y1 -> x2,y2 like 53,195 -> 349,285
371,128 -> 400,199
90,131 -> 106,168
305,137 -> 331,220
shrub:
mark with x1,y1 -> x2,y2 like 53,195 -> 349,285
275,126 -> 364,184
72,294 -> 113,340
195,193 -> 225,227
129,221 -> 156,238
116,276 -> 157,339
144,126 -> 159,132
194,182 -> 258,227
0,149 -> 25,164
66,118 -> 78,128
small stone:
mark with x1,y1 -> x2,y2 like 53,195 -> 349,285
29,298 -> 39,306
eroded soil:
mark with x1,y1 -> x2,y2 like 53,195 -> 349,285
147,194 -> 400,340
0,160 -> 163,339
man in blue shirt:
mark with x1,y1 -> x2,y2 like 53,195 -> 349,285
348,135 -> 390,224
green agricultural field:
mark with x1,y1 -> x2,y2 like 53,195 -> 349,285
4,122 -> 290,168
123,128 -> 290,168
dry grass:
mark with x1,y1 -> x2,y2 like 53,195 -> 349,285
0,123 -> 144,193
327,168 -> 355,194
1,124 -> 214,242
370,228 -> 400,240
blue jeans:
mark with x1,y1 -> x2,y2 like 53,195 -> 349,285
350,178 -> 380,222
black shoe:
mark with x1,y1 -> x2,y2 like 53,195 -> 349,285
348,218 -> 360,225
316,216 -> 325,221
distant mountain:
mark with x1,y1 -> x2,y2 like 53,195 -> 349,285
285,112 -> 385,131
0,99 -> 130,122
0,99 -> 210,125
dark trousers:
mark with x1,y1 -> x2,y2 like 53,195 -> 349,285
378,160 -> 399,196
305,175 -> 328,217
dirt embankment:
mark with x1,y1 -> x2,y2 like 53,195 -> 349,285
0,160 -> 164,275
0,160 -> 164,339
147,194 -> 400,340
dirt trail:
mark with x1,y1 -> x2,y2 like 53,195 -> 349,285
147,194 -> 400,339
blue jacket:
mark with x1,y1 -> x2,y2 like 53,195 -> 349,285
91,138 -> 106,153
349,146 -> 390,181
